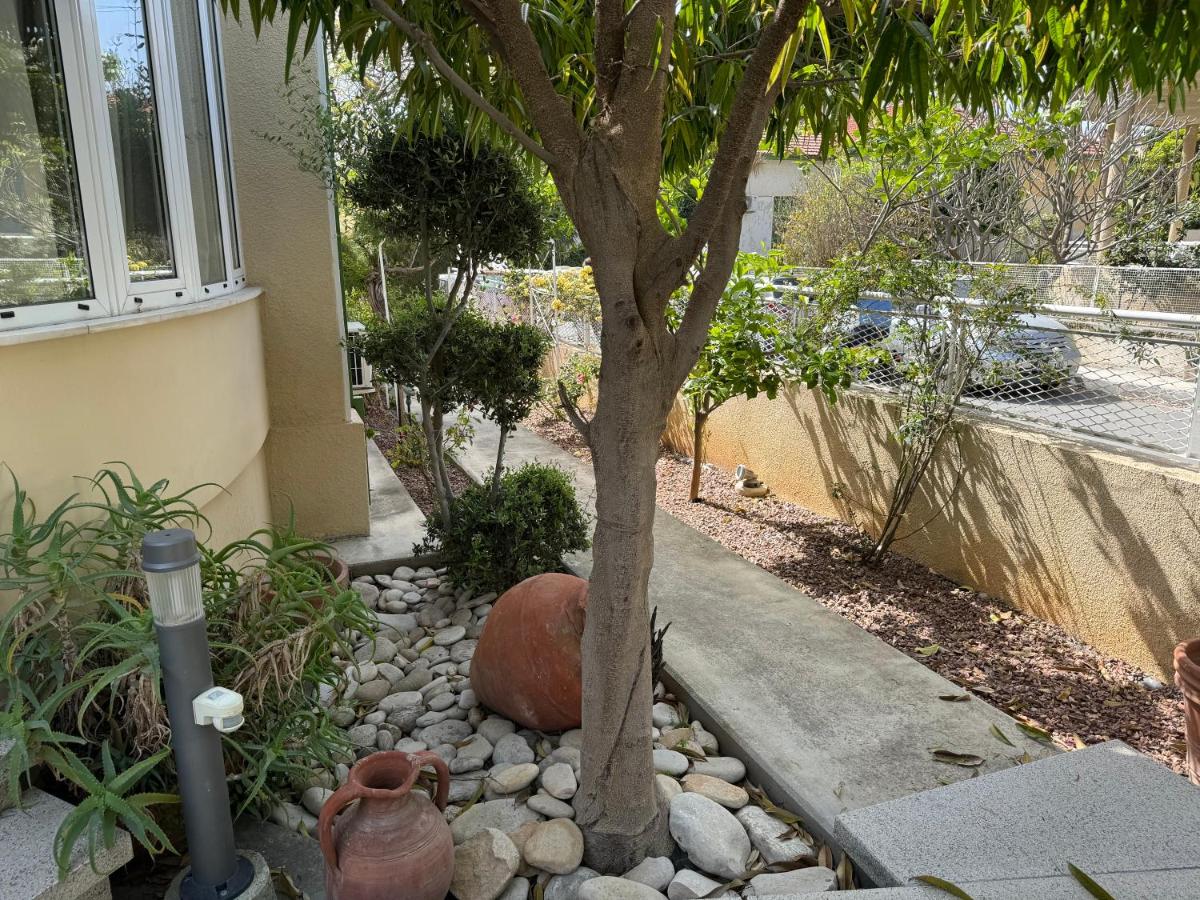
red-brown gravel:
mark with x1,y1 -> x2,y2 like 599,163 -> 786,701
524,411 -> 1187,774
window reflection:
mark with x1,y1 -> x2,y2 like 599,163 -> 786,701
96,0 -> 175,281
0,0 -> 93,306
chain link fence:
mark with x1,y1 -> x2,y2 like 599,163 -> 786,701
477,266 -> 1200,462
474,270 -> 601,352
792,263 -> 1200,317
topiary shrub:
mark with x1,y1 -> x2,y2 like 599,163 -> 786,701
419,463 -> 590,593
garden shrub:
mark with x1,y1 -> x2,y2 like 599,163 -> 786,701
419,463 -> 590,593
0,467 -> 370,873
541,351 -> 600,420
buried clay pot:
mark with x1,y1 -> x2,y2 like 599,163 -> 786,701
258,550 -> 350,607
472,573 -> 588,731
1174,639 -> 1200,785
319,751 -> 454,900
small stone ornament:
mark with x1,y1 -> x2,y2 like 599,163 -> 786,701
734,465 -> 769,498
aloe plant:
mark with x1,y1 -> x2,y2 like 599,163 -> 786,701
0,466 -> 371,876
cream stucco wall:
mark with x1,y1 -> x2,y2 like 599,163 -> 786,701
665,387 -> 1200,678
0,296 -> 272,553
221,17 -> 370,539
0,16 -> 368,560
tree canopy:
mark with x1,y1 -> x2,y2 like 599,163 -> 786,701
237,0 -> 1200,179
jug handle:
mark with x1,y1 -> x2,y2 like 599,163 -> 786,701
411,751 -> 451,810
318,781 -> 364,876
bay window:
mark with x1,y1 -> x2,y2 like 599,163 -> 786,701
0,0 -> 244,332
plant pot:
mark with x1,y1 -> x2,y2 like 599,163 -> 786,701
318,751 -> 454,900
1174,639 -> 1200,786
258,551 -> 350,607
471,573 -> 588,731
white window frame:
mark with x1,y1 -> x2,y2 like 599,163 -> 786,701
0,0 -> 245,331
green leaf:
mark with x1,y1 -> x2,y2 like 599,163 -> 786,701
915,875 -> 978,899
915,643 -> 941,657
989,724 -> 1014,747
1016,721 -> 1054,744
1067,863 -> 1117,900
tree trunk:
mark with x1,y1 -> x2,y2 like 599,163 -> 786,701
688,409 -> 708,502
419,394 -> 451,528
574,355 -> 674,872
491,426 -> 509,499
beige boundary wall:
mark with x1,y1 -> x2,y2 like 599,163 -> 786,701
663,386 -> 1200,679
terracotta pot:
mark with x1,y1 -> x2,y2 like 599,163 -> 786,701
1174,639 -> 1200,786
471,573 -> 588,731
318,751 -> 454,900
259,551 -> 350,607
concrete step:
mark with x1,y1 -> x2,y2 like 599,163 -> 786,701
331,440 -> 438,575
834,740 -> 1200,896
768,868 -> 1200,899
0,789 -> 132,900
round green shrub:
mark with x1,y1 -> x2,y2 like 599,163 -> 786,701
420,463 -> 591,593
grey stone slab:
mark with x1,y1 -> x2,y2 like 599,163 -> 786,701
0,740 -> 14,812
835,741 -> 1200,888
164,850 -> 273,900
755,868 -> 1200,899
0,788 -> 132,900
332,440 -> 439,575
234,819 -> 326,900
459,418 -> 1056,847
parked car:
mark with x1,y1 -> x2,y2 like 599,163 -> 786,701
770,277 -> 1081,392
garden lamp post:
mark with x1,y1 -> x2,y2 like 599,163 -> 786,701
143,528 -> 255,900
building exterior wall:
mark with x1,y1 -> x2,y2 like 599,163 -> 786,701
0,296 -> 271,554
0,14 -> 367,575
740,156 -> 822,254
664,386 -> 1200,679
221,17 -> 370,539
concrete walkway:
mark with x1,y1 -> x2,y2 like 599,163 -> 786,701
454,417 -> 1055,847
332,441 -> 435,575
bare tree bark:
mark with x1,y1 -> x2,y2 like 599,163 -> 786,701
1169,124 -> 1199,242
490,426 -> 508,498
575,341 -> 675,871
689,409 -> 708,502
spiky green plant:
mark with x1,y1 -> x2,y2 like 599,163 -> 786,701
0,467 -> 370,876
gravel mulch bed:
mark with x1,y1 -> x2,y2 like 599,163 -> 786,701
364,393 -> 472,516
523,412 -> 1187,774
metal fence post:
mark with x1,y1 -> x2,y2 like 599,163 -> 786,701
1189,361 -> 1200,460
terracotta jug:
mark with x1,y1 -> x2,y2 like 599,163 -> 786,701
472,573 -> 588,731
1174,639 -> 1200,786
318,751 -> 454,900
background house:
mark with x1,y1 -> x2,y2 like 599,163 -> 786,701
0,0 -> 368,551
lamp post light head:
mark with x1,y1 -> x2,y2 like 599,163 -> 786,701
143,528 -> 204,626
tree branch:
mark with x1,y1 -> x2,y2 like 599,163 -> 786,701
459,0 -> 584,169
595,0 -> 626,104
668,194 -> 746,387
556,378 -> 593,442
366,0 -> 555,165
654,0 -> 812,294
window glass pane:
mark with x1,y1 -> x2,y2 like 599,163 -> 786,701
208,0 -> 238,270
0,0 -> 93,307
170,0 -> 222,284
96,0 -> 175,281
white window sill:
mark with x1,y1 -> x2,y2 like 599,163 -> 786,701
0,287 -> 264,349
